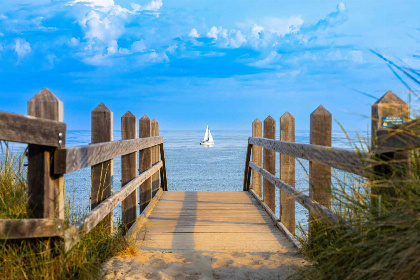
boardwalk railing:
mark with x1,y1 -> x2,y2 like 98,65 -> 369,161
0,88 -> 168,252
243,90 -> 418,247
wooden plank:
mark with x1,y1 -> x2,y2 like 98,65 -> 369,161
248,138 -> 368,177
27,88 -> 65,219
280,112 -> 295,235
64,161 -> 162,252
0,111 -> 66,147
159,143 -> 168,191
54,136 -> 163,174
91,103 -> 113,234
0,219 -> 64,239
121,111 -> 137,231
139,116 -> 152,213
242,144 -> 252,191
263,116 -> 276,212
151,119 -> 160,196
310,106 -> 332,210
251,119 -> 262,197
249,162 -> 341,224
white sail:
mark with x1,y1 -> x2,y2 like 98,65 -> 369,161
203,125 -> 209,141
208,129 -> 214,143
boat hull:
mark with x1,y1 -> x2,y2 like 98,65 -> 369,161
200,141 -> 214,146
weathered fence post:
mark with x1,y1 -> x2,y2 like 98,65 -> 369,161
280,112 -> 295,235
151,119 -> 160,196
371,90 -> 409,143
139,115 -> 152,213
27,88 -> 65,219
252,119 -> 262,198
121,111 -> 137,231
309,106 -> 332,211
263,116 -> 276,212
91,103 -> 113,233
371,91 -> 410,207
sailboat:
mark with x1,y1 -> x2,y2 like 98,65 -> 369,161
200,125 -> 214,146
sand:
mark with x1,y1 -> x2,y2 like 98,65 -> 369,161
101,247 -> 307,280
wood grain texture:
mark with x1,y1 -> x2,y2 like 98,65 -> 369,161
249,162 -> 341,224
280,112 -> 295,235
242,144 -> 252,191
159,143 -> 168,191
0,111 -> 66,147
133,191 -> 299,253
64,161 -> 162,252
121,111 -> 137,230
139,115 -> 152,213
151,119 -> 160,196
251,119 -> 262,197
248,189 -> 300,249
91,103 -> 113,233
310,106 -> 332,210
248,137 -> 368,177
371,90 -> 409,144
263,116 -> 276,212
27,88 -> 65,219
0,219 -> 64,239
54,136 -> 163,174
376,119 -> 420,152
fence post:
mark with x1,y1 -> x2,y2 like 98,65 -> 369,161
280,112 -> 295,235
371,91 -> 410,207
252,119 -> 262,198
27,88 -> 64,219
121,111 -> 137,231
263,116 -> 276,212
91,103 -> 113,234
309,106 -> 332,210
371,90 -> 409,144
151,119 -> 160,196
139,115 -> 152,213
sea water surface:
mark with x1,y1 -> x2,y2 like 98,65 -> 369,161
5,129 -> 366,232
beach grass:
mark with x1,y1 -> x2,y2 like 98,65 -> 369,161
296,121 -> 420,280
0,142 -> 128,280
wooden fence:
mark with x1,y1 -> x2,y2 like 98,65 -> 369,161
243,90 -> 418,247
0,88 -> 168,251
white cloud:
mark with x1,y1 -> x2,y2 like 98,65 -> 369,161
131,40 -> 146,52
142,0 -> 163,11
260,16 -> 303,36
350,50 -> 363,63
207,26 -> 221,40
249,51 -> 282,68
70,0 -> 115,8
69,37 -> 79,47
14,38 -> 31,61
337,2 -> 346,12
106,39 -> 118,54
229,30 -> 246,48
189,28 -> 200,38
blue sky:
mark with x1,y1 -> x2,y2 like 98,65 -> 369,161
0,0 -> 419,131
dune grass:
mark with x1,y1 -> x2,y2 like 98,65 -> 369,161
296,121 -> 420,280
0,143 -> 128,280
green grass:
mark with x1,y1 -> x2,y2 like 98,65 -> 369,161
0,143 -> 128,280
296,121 -> 420,280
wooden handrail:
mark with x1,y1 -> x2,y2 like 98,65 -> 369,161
0,111 -> 66,147
0,218 -> 64,239
249,137 -> 369,177
249,162 -> 341,224
64,161 -> 163,251
54,136 -> 163,174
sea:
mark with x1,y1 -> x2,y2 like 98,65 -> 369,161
4,129 -> 366,233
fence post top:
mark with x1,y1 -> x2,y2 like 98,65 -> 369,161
252,118 -> 261,124
122,111 -> 136,118
311,105 -> 331,116
92,103 -> 111,113
140,115 -> 150,121
29,87 -> 61,103
281,112 -> 294,120
373,90 -> 407,105
151,118 -> 158,124
264,116 -> 275,123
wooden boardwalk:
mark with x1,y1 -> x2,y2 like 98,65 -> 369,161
131,191 -> 296,253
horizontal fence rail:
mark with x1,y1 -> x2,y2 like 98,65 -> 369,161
249,162 -> 341,224
0,219 -> 64,239
64,161 -> 163,251
249,137 -> 369,177
0,111 -> 66,147
54,136 -> 163,174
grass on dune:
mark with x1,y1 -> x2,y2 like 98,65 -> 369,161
0,142 -> 128,280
